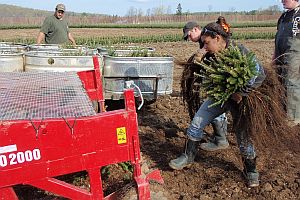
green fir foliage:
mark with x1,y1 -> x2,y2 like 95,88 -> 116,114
194,45 -> 257,107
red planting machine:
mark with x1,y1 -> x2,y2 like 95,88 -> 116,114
0,56 -> 163,199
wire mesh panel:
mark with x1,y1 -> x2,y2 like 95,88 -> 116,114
0,72 -> 96,120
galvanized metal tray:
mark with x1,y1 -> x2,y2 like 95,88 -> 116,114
103,55 -> 173,100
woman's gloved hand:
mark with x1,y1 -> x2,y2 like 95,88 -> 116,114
231,93 -> 243,104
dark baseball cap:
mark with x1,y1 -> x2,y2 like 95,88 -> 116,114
183,21 -> 199,40
56,3 -> 65,11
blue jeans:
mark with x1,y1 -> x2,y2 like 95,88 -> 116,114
187,98 -> 256,159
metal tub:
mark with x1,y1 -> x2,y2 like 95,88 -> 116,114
0,42 -> 28,53
0,51 -> 24,72
28,44 -> 90,54
27,44 -> 60,52
24,51 -> 99,72
97,46 -> 155,56
103,55 -> 173,100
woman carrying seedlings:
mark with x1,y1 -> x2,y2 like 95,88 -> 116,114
169,19 -> 266,187
182,17 -> 230,152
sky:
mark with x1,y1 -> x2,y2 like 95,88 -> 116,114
0,0 -> 284,16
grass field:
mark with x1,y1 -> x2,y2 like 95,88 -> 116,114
0,26 -> 276,46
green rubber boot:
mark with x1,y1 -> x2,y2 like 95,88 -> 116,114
243,157 -> 260,187
169,139 -> 199,170
200,120 -> 229,151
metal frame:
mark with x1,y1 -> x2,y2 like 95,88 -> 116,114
0,56 -> 163,199
104,75 -> 161,101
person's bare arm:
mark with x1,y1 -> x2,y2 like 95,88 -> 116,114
36,32 -> 45,44
68,32 -> 76,46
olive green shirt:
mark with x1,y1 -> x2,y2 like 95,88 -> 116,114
40,15 -> 69,44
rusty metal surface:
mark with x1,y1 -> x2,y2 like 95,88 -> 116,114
0,72 -> 96,120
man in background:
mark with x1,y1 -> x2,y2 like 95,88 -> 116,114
274,0 -> 300,124
36,3 -> 76,45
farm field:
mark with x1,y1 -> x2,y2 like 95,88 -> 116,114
0,27 -> 276,41
2,27 -> 300,199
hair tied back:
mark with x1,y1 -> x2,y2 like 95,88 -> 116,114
221,23 -> 230,33
217,16 -> 230,34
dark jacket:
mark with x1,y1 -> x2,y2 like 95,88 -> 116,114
275,6 -> 300,65
237,44 -> 266,96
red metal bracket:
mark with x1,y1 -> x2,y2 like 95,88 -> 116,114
92,56 -> 105,112
0,187 -> 18,200
146,169 -> 164,184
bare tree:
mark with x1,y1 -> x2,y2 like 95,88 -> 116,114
138,8 -> 144,17
167,5 -> 172,15
126,6 -> 137,17
152,5 -> 165,16
146,8 -> 151,16
229,7 -> 236,12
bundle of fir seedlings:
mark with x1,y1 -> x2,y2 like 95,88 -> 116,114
179,45 -> 298,151
193,45 -> 258,108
